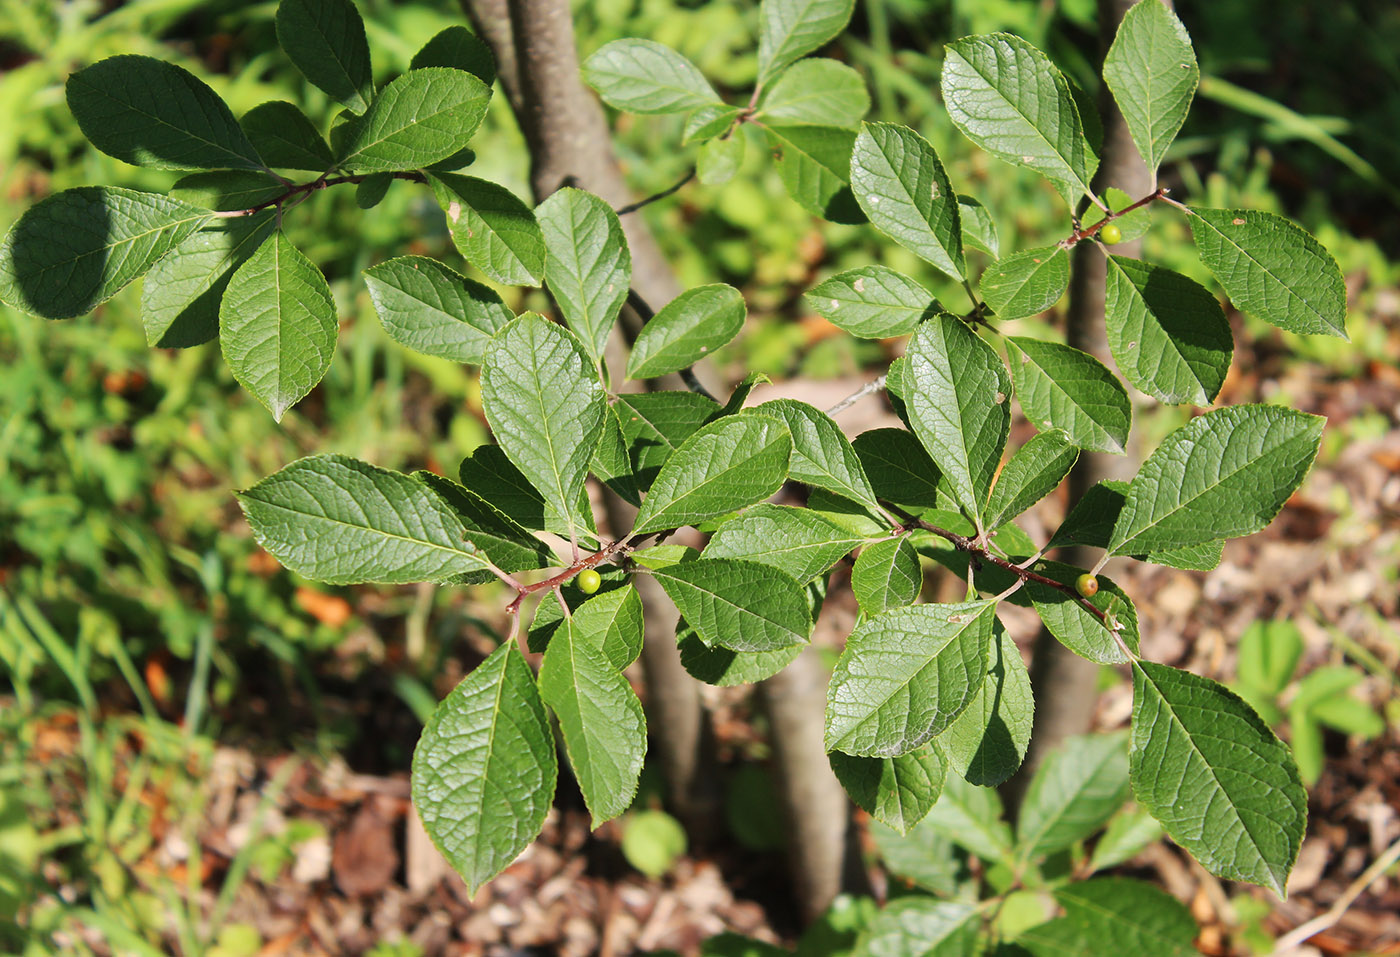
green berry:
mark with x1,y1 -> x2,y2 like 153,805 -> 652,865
1075,573 -> 1099,598
1099,222 -> 1123,245
576,568 -> 602,594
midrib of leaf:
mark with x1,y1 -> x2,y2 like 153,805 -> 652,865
302,14 -> 365,111
1136,664 -> 1279,887
240,491 -> 479,563
75,80 -> 261,170
1021,352 -> 1120,451
1108,258 -> 1208,392
24,206 -> 212,289
1016,748 -> 1118,862
1055,890 -> 1185,953
1193,211 -> 1333,330
769,127 -> 841,174
912,329 -> 985,528
470,650 -> 510,868
657,568 -> 803,639
520,352 -> 582,543
619,402 -> 688,454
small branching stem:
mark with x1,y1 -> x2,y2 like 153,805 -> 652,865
500,540 -> 630,617
1057,186 -> 1168,248
209,171 -> 427,218
614,168 -> 696,215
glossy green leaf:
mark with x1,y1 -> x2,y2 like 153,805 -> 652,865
240,101 -> 336,171
683,104 -> 744,143
66,55 -> 264,171
458,444 -> 594,541
355,172 -> 392,209
851,122 -> 964,281
582,39 -> 721,114
980,246 -> 1069,320
536,188 -> 631,369
939,627 -> 1033,787
852,537 -> 921,615
169,171 -> 285,212
415,472 -> 552,574
627,284 -> 746,379
432,173 -> 545,286
941,34 -> 1097,200
757,0 -> 856,83
219,231 -> 337,421
0,187 -> 211,320
614,391 -> 721,489
1027,562 -> 1140,665
851,899 -> 980,957
1016,732 -> 1129,859
1104,255 -> 1232,406
767,124 -> 864,223
759,58 -> 869,128
1108,404 -> 1324,555
852,428 -> 954,510
759,399 -> 881,512
805,266 -> 940,339
1006,337 -> 1131,454
481,314 -> 606,544
826,601 -> 994,757
340,69 -> 490,172
574,585 -> 645,669
905,314 -> 1011,531
984,430 -> 1078,530
411,25 -> 496,86
412,643 -> 556,894
540,620 -> 646,826
677,630 -> 802,686
1188,207 -> 1348,338
697,134 -> 745,186
364,255 -> 512,363
1103,0 -> 1198,172
276,0 -> 373,114
237,454 -> 493,583
923,772 -> 1013,862
1049,481 -> 1224,571
592,404 -> 643,506
650,559 -> 811,652
141,213 -> 275,348
958,195 -> 999,257
631,414 -> 791,535
830,743 -> 947,835
1130,662 -> 1306,894
706,504 -> 865,584
1021,878 -> 1197,957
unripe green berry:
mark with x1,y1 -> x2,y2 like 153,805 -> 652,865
1075,573 -> 1099,598
1099,222 -> 1123,245
577,568 -> 602,594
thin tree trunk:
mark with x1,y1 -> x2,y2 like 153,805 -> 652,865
1005,0 -> 1153,815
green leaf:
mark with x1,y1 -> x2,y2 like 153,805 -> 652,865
481,314 -> 606,544
759,58 -> 869,128
939,627 -> 1033,787
851,899 -> 980,957
275,0 -> 373,114
340,69 -> 491,172
240,101 -> 336,172
714,371 -> 771,419
805,266 -> 940,339
767,124 -> 864,224
1027,562 -> 1140,665
1104,256 -> 1233,406
431,173 -> 545,286
984,430 -> 1078,530
979,246 -> 1070,320
615,391 -> 721,489
364,255 -> 513,364
1049,481 -> 1224,570
169,171 -> 285,212
412,643 -> 556,894
826,601 -> 995,757
1130,662 -> 1306,894
650,559 -> 811,652
1108,404 -> 1324,555
759,399 -> 882,512
904,314 -> 1011,531
958,195 -> 999,257
536,188 -> 631,370
219,231 -> 336,421
632,414 -> 791,535
1236,620 -> 1303,699
870,818 -> 962,895
458,444 -> 594,541
0,187 -> 211,321
852,537 -> 921,615
355,172 -> 393,209
923,773 -> 1013,862
411,25 -> 496,86
582,39 -> 722,114
573,585 -> 645,669
1005,337 -> 1131,454
706,504 -> 865,584
1102,0 -> 1198,172
1088,804 -> 1165,872
237,454 -> 493,583
830,743 -> 947,834
697,135 -> 745,186
141,213 -> 275,348
853,428 -> 954,510
757,0 -> 856,84
678,630 -> 802,686
941,34 -> 1098,201
65,55 -> 264,171
1020,878 -> 1197,957
592,404 -> 643,506
1016,733 -> 1129,860
683,104 -> 744,143
627,284 -> 746,379
415,471 -> 552,574
1188,207 -> 1348,338
850,123 -> 964,281
539,620 -> 646,826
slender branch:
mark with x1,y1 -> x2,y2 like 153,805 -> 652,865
503,539 -> 630,617
825,374 -> 887,416
1057,186 -> 1168,248
209,171 -> 428,218
1272,835 -> 1400,954
614,168 -> 697,216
